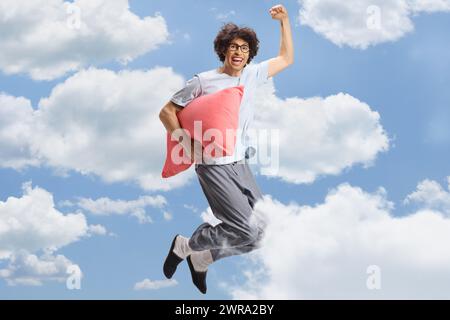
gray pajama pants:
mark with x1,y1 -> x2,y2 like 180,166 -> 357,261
188,157 -> 265,262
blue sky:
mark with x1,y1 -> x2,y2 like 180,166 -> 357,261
1,0 -> 450,299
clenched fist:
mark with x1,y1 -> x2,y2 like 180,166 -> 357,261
269,4 -> 288,21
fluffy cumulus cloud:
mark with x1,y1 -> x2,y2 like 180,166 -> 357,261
0,0 -> 169,80
252,80 -> 389,184
225,179 -> 450,299
133,278 -> 177,290
0,181 -> 88,258
0,181 -> 101,285
0,67 -> 194,191
29,67 -> 192,191
0,93 -> 38,170
297,0 -> 450,49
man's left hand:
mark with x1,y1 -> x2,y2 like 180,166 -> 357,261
269,4 -> 288,21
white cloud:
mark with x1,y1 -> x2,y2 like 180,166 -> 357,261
0,181 -> 88,259
404,176 -> 450,214
87,224 -> 108,236
31,67 -> 194,191
409,0 -> 450,12
0,66 -> 203,191
0,67 -> 194,190
297,0 -> 450,49
253,80 -> 389,184
76,195 -> 167,224
134,278 -> 177,290
0,250 -> 74,286
200,207 -> 222,227
2,66 -> 387,189
0,93 -> 39,170
0,181 -> 101,286
225,181 -> 450,299
0,0 -> 169,80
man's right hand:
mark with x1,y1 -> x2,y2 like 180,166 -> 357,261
190,138 -> 203,164
177,129 -> 203,164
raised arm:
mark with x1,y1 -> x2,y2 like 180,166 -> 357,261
267,4 -> 294,78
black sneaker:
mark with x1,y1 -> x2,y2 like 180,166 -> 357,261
186,255 -> 207,294
163,235 -> 184,279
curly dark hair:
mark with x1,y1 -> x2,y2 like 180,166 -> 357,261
214,23 -> 259,65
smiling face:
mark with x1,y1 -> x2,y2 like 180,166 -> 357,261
223,38 -> 250,73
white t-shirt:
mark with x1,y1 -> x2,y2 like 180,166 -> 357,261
170,60 -> 270,165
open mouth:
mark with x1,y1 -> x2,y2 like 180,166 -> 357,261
231,57 -> 243,66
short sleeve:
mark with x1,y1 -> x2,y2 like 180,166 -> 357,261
170,75 -> 202,107
254,59 -> 270,86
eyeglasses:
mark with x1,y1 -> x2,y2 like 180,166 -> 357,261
228,43 -> 250,53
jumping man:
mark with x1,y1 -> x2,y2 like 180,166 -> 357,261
159,4 -> 294,294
